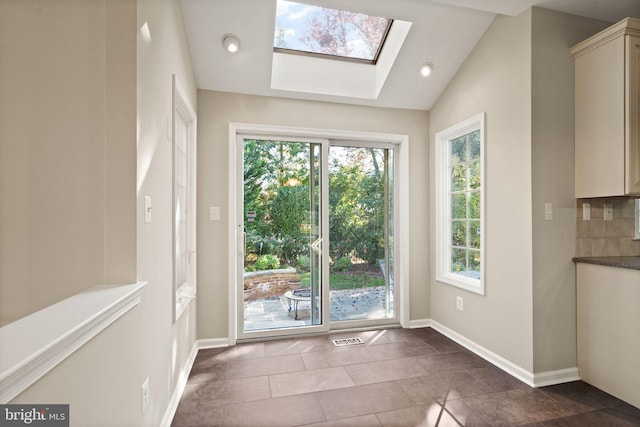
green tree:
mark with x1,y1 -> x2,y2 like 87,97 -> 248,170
243,140 -> 311,266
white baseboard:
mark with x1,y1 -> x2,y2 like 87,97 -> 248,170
532,367 -> 580,387
198,337 -> 231,350
408,318 -> 432,329
413,318 -> 580,388
160,341 -> 199,427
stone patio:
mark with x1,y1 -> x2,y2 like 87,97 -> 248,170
243,286 -> 394,331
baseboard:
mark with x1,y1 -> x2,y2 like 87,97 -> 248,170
423,319 -> 579,388
408,318 -> 432,329
160,341 -> 199,427
532,367 -> 580,387
198,337 -> 231,350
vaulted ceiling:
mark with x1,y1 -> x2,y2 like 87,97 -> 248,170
180,0 -> 640,110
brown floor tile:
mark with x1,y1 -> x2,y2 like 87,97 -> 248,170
227,353 -> 306,379
369,328 -> 428,344
408,328 -> 467,351
375,403 -> 463,427
442,388 -> 592,425
522,408 -> 640,426
466,365 -> 529,392
365,340 -> 437,361
539,381 -> 628,410
188,359 -> 229,384
415,350 -> 490,374
269,366 -> 355,398
302,347 -> 376,370
317,382 -> 414,421
302,414 -> 382,427
264,336 -> 334,356
344,357 -> 428,385
397,371 -> 496,404
172,397 -> 224,427
172,328 -> 640,427
223,393 -> 326,427
186,376 -> 271,407
199,342 -> 266,363
417,335 -> 467,354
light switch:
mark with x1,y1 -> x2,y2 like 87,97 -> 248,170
209,206 -> 221,221
144,196 -> 152,223
544,203 -> 553,221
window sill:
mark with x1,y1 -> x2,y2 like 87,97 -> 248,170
436,273 -> 484,295
0,282 -> 146,403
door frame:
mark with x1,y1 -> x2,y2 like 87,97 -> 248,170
228,123 -> 410,344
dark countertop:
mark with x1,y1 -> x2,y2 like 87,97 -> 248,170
573,256 -> 640,271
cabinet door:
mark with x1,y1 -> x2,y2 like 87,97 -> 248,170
626,35 -> 640,194
575,37 -> 626,198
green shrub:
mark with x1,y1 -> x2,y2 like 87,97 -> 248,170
332,256 -> 352,272
255,254 -> 280,270
297,255 -> 311,272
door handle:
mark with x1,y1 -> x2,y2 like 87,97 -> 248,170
310,237 -> 322,253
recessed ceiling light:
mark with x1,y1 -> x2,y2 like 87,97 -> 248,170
419,62 -> 434,77
222,34 -> 240,53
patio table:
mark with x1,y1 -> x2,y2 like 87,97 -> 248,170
284,289 -> 310,320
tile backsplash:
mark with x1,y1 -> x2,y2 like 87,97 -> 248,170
576,198 -> 640,257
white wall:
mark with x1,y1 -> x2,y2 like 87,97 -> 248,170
136,0 -> 198,423
5,1 -> 198,425
196,91 -> 429,340
430,8 -> 609,375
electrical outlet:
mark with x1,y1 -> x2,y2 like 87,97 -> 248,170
544,203 -> 553,221
141,377 -> 150,413
456,296 -> 464,311
603,203 -> 613,221
583,203 -> 591,220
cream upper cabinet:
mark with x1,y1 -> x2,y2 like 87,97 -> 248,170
572,18 -> 640,198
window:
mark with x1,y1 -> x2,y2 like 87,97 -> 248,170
435,113 -> 485,294
173,75 -> 197,321
274,0 -> 392,64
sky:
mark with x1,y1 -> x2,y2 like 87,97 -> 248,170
274,0 -> 388,60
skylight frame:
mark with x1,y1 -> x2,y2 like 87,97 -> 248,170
273,1 -> 394,65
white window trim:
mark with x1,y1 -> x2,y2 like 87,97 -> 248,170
227,123 -> 410,344
635,199 -> 640,240
435,113 -> 486,295
173,75 -> 197,322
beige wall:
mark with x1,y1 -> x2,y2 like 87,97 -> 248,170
7,1 -> 198,426
0,0 -> 114,325
196,91 -> 429,340
430,11 -> 535,371
0,0 -> 139,326
530,8 -> 609,373
430,8 -> 609,374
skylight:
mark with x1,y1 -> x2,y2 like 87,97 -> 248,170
274,0 -> 392,64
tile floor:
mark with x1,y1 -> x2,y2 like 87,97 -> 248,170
171,327 -> 640,426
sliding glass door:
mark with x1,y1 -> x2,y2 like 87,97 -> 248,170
238,136 -> 396,338
241,139 -> 325,334
328,145 -> 394,324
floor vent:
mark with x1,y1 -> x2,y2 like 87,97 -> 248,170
332,337 -> 364,347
